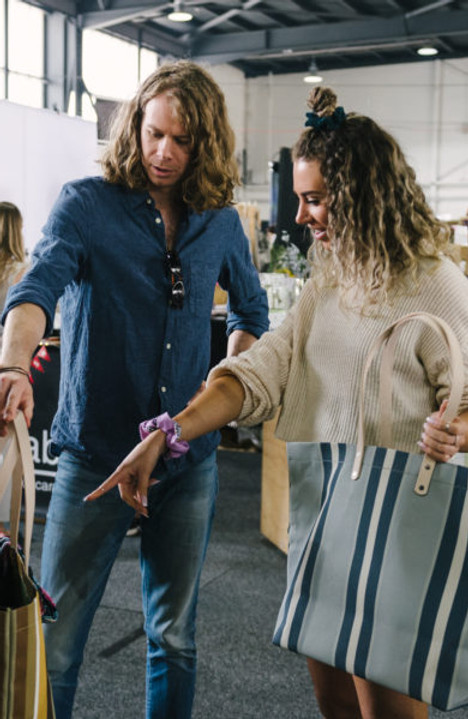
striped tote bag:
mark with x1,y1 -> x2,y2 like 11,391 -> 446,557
0,413 -> 55,719
273,312 -> 468,711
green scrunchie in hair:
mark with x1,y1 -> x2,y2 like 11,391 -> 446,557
305,106 -> 346,130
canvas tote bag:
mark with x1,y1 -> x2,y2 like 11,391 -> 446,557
0,412 -> 55,719
273,312 -> 468,711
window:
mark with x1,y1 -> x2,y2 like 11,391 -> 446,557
139,47 -> 158,83
8,0 -> 44,108
0,0 -> 4,99
82,31 -> 159,121
1,6 -> 159,115
82,29 -> 139,121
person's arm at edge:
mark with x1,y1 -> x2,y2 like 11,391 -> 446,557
0,303 -> 47,434
84,373 -> 245,514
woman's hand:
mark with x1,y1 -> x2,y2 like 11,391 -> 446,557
418,400 -> 466,463
83,375 -> 245,514
83,430 -> 167,517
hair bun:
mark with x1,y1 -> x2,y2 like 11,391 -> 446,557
307,87 -> 338,118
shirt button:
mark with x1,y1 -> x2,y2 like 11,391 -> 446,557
161,386 -> 167,393
166,343 -> 171,350
146,198 -> 152,205
155,217 -> 162,224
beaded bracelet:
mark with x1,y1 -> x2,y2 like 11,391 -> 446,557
139,412 -> 189,459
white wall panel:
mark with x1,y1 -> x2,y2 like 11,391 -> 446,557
0,100 -> 98,251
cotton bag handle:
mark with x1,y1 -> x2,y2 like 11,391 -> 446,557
0,412 -> 36,566
351,312 -> 465,496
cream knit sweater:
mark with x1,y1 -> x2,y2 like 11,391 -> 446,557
209,257 -> 468,453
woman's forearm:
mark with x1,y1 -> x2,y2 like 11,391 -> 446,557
174,374 -> 245,442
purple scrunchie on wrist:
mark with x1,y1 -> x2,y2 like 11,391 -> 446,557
139,412 -> 189,459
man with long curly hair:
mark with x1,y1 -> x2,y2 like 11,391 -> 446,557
0,61 -> 268,718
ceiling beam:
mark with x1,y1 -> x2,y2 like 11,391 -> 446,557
79,0 -> 164,8
288,0 -> 326,16
436,37 -> 454,52
24,0 -> 77,14
184,0 -> 264,38
334,0 -> 365,14
78,0 -> 245,31
103,22 -> 188,56
79,3 -> 171,29
405,0 -> 454,19
189,9 -> 468,63
384,0 -> 405,9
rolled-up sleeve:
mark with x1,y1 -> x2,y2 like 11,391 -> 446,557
2,183 -> 89,336
218,210 -> 269,338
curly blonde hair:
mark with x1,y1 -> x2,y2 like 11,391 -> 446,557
294,87 -> 453,305
0,202 -> 25,281
100,60 -> 240,212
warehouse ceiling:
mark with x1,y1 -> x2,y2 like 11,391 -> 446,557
27,0 -> 468,77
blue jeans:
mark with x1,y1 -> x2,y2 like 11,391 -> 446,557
41,450 -> 218,719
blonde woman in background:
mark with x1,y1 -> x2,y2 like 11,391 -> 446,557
0,202 -> 28,343
0,202 -> 28,531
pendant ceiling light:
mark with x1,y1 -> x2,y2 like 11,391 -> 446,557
167,1 -> 193,22
417,46 -> 439,56
303,60 -> 323,84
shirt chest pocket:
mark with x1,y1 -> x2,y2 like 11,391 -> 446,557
187,261 -> 220,318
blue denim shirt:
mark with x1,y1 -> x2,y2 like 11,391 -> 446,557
3,177 -> 269,474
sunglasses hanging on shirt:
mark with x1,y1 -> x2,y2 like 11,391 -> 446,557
165,250 -> 185,309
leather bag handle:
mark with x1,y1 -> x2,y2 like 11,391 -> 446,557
351,312 -> 465,496
0,412 -> 36,565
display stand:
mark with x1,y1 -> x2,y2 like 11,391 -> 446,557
261,412 -> 289,554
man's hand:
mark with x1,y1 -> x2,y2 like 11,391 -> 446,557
0,372 -> 33,436
0,303 -> 47,435
227,329 -> 257,357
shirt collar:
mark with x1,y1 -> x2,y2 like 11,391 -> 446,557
120,184 -> 203,232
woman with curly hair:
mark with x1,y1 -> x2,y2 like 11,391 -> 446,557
0,60 -> 268,719
88,87 -> 468,718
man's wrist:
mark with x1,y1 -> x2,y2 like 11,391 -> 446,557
0,366 -> 31,383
